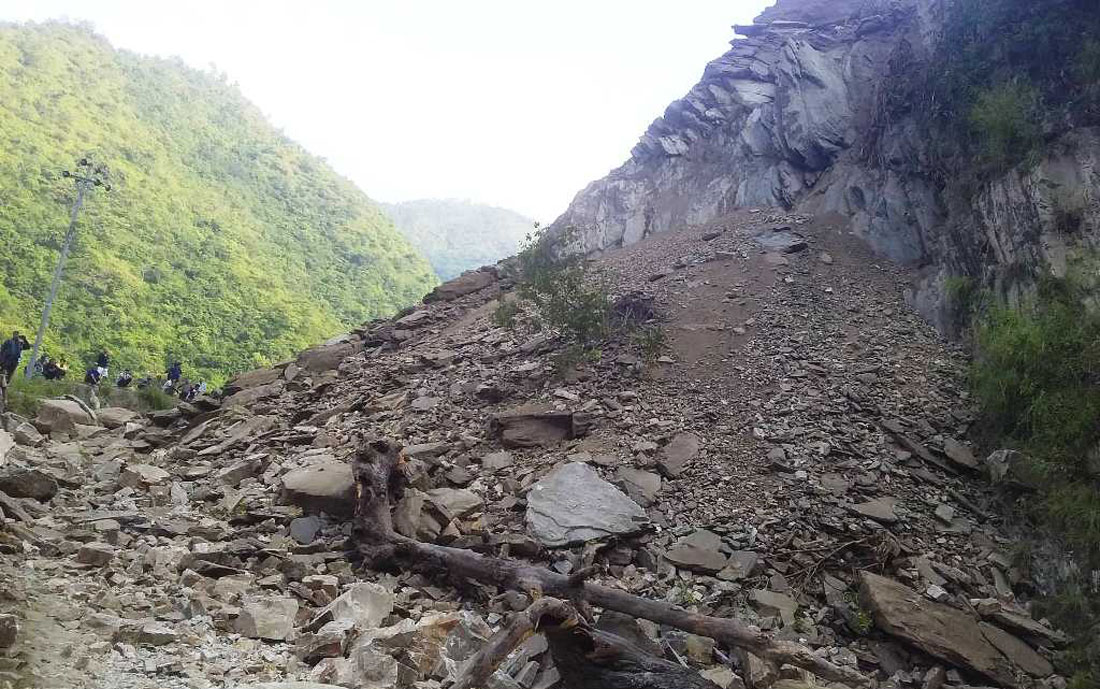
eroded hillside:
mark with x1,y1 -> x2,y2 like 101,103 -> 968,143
0,211 -> 1067,689
0,22 -> 436,381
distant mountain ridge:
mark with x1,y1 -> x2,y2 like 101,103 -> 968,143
0,22 -> 436,381
382,199 -> 534,280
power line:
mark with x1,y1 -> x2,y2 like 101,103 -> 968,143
25,157 -> 112,380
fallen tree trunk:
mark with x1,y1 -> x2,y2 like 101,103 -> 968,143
452,597 -> 723,689
353,438 -> 869,688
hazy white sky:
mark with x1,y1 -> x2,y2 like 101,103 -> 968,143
0,1 -> 772,222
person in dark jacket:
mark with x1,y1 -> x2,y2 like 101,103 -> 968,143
164,362 -> 182,390
116,369 -> 133,388
0,332 -> 30,380
84,367 -> 102,385
43,358 -> 63,380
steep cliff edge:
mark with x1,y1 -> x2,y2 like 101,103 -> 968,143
549,0 -> 1100,331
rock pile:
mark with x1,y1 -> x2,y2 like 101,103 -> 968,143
0,212 -> 1069,689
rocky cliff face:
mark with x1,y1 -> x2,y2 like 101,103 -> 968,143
549,0 -> 1100,330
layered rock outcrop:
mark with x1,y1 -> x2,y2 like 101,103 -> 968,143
548,0 -> 1100,330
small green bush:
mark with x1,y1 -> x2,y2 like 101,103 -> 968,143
633,325 -> 668,362
491,299 -> 521,330
514,228 -> 611,346
134,385 -> 177,411
1076,40 -> 1100,84
970,274 -> 1100,613
969,81 -> 1041,168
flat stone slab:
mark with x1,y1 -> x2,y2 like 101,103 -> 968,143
943,437 -> 979,470
665,529 -> 729,573
615,467 -> 662,506
850,497 -> 898,524
526,462 -> 648,547
753,229 -> 807,254
97,407 -> 138,429
659,433 -> 700,477
860,572 -> 1016,686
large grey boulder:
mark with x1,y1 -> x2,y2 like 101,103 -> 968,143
859,572 -> 1016,686
424,268 -> 496,302
11,422 -> 43,447
526,462 -> 648,547
97,407 -> 138,429
491,407 -> 588,448
222,380 -> 285,409
224,366 -> 282,395
0,468 -> 58,501
118,464 -> 171,489
280,462 -> 356,516
425,487 -> 483,518
310,582 -> 394,630
236,597 -> 299,641
297,342 -> 356,374
35,399 -> 95,435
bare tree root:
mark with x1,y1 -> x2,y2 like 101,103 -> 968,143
353,438 -> 869,688
451,597 -> 570,689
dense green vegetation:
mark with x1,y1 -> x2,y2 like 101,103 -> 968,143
926,0 -> 1100,177
382,199 -> 533,280
970,278 -> 1100,684
927,3 -> 1100,681
0,22 -> 436,383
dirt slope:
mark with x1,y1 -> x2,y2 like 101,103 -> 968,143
0,210 -> 1062,689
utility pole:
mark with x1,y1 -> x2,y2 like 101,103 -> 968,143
26,157 -> 111,380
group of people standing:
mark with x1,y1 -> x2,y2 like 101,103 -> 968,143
0,330 -> 206,401
82,351 -> 205,399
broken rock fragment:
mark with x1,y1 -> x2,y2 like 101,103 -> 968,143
491,406 -> 587,448
526,462 -> 648,547
659,432 -> 700,477
0,468 -> 58,501
665,529 -> 729,573
859,572 -> 1016,686
236,597 -> 299,641
34,399 -> 95,435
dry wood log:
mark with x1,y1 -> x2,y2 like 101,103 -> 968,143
353,438 -> 869,688
452,597 -> 723,689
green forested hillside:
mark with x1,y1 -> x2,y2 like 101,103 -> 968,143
382,199 -> 534,280
0,22 -> 436,382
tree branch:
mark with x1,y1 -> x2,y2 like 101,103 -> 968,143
353,439 -> 868,688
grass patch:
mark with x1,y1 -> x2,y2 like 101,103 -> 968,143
491,299 -> 521,330
3,374 -> 177,417
3,376 -> 82,418
969,81 -> 1041,170
971,279 -> 1100,470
